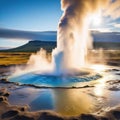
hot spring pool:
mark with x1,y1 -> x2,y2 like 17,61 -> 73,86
8,71 -> 104,116
7,67 -> 120,116
9,72 -> 102,87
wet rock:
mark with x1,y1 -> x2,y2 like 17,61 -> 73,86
19,105 -> 29,112
11,115 -> 35,120
80,114 -> 97,120
0,96 -> 7,102
107,62 -> 120,66
4,92 -> 10,97
69,117 -> 79,120
0,96 -> 4,102
2,110 -> 19,119
0,78 -> 8,82
72,86 -> 76,88
38,112 -> 64,120
0,92 -> 10,97
0,88 -> 10,97
112,69 -> 120,72
116,73 -> 120,75
20,107 -> 26,112
108,87 -> 120,91
0,88 -> 7,95
83,85 -> 94,88
112,110 -> 120,119
100,117 -> 108,120
106,80 -> 120,84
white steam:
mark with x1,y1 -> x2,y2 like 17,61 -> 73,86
11,0 -> 120,76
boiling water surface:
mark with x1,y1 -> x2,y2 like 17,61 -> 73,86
9,72 -> 101,87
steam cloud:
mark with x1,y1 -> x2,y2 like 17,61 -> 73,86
52,0 -> 109,73
11,0 -> 120,76
105,0 -> 120,19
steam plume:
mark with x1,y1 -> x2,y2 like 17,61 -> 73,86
105,0 -> 120,19
11,0 -> 120,76
52,0 -> 109,73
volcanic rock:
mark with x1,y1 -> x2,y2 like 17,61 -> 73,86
80,114 -> 97,120
1,110 -> 19,119
38,112 -> 64,120
112,110 -> 120,119
0,96 -> 7,102
10,115 -> 35,120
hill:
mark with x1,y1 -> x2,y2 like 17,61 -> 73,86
1,40 -> 120,52
2,41 -> 56,52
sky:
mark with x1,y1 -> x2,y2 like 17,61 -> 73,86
0,0 -> 62,47
0,0 -> 120,48
0,0 -> 62,31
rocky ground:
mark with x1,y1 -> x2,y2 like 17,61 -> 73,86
0,50 -> 120,120
0,76 -> 120,120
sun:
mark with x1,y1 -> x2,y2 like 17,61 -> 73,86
90,11 -> 102,26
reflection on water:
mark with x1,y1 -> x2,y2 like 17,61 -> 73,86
53,89 -> 95,116
8,66 -> 120,116
93,71 -> 119,97
94,84 -> 105,96
30,89 -> 54,110
9,87 -> 96,116
94,77 -> 106,97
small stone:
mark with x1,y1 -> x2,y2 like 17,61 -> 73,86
112,110 -> 120,119
21,107 -> 25,111
4,92 -> 10,97
11,115 -> 35,120
0,78 -> 8,82
38,112 -> 64,120
0,96 -> 4,102
80,114 -> 97,120
100,117 -> 108,120
2,110 -> 19,119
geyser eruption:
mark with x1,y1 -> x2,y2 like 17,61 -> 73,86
52,0 -> 108,74
12,0 -> 110,76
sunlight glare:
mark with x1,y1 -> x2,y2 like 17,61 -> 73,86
90,11 -> 102,26
94,84 -> 105,96
90,64 -> 106,72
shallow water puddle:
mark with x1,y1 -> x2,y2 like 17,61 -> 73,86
8,86 -> 96,116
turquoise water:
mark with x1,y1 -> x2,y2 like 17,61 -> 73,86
9,72 -> 102,87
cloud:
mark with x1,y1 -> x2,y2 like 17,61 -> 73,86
0,28 -> 57,41
114,23 -> 120,28
90,28 -> 112,32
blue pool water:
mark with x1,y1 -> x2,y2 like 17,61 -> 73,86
9,72 -> 102,87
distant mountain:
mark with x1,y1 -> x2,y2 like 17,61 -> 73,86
2,41 -> 56,52
1,40 -> 120,52
1,28 -> 120,52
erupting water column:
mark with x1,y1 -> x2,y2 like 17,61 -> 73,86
52,0 -> 108,75
27,0 -> 109,76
